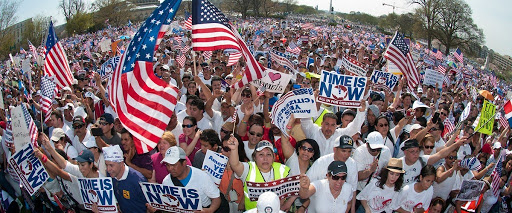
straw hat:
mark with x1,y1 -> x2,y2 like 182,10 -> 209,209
386,158 -> 405,173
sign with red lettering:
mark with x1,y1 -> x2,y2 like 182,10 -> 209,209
246,175 -> 300,201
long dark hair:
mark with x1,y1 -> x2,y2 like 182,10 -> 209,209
416,165 -> 436,181
222,134 -> 249,162
295,139 -> 320,162
377,167 -> 403,191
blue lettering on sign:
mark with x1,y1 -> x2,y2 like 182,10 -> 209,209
320,71 -> 366,100
13,145 -> 30,165
177,197 -> 200,209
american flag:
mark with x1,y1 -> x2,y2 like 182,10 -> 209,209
21,104 -> 38,147
286,42 -> 301,55
44,21 -> 73,90
181,43 -> 190,54
28,40 -> 38,58
491,153 -> 503,197
432,48 -> 443,60
437,64 -> 446,74
18,80 -> 31,100
184,11 -> 192,30
384,32 -> 420,91
20,47 -> 27,55
454,48 -> 463,63
192,0 -> 264,89
227,51 -> 242,66
176,54 -> 186,67
301,23 -> 314,30
270,50 -> 295,71
496,112 -> 509,129
41,76 -> 56,123
442,118 -> 455,137
99,56 -> 120,82
202,50 -> 212,61
108,0 -> 181,154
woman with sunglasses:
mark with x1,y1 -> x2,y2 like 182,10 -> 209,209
392,165 -> 436,213
299,161 -> 353,213
179,116 -> 201,161
356,158 -> 405,213
432,150 -> 460,201
419,134 -> 437,156
235,87 -> 258,125
375,110 -> 413,156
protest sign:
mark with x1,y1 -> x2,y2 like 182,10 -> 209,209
0,88 -> 3,109
386,61 -> 402,75
8,143 -> 49,196
251,69 -> 292,93
318,71 -> 367,108
11,105 -> 30,151
476,100 -> 496,135
246,175 -> 300,201
369,70 -> 399,91
202,150 -> 228,185
140,182 -> 202,213
341,56 -> 367,76
271,88 -> 317,136
423,69 -> 444,88
77,177 -> 117,212
455,180 -> 484,201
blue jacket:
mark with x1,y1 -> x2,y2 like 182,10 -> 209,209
111,167 -> 147,213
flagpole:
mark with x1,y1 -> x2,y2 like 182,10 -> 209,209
469,111 -> 497,139
191,50 -> 197,76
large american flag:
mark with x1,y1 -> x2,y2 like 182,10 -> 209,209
384,32 -> 420,91
184,11 -> 192,30
41,76 -> 56,123
491,153 -> 503,197
227,51 -> 242,66
454,48 -> 463,63
44,21 -> 74,90
442,118 -> 455,137
109,0 -> 181,154
192,0 -> 264,89
21,104 -> 38,147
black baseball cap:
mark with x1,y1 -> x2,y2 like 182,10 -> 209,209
401,139 -> 420,151
328,161 -> 348,176
337,135 -> 354,149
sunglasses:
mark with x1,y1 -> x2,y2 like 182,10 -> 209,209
331,175 -> 347,181
423,145 -> 435,149
249,131 -> 263,137
73,124 -> 84,129
370,148 -> 382,152
182,124 -> 195,128
300,146 -> 314,153
448,156 -> 457,160
99,121 -> 108,126
241,93 -> 252,98
222,146 -> 231,152
220,129 -> 231,134
440,112 -> 447,116
378,123 -> 388,127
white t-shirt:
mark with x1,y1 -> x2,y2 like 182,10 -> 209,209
162,166 -> 220,207
308,179 -> 353,213
352,144 -> 391,191
243,141 -> 255,161
72,131 -> 91,154
457,143 -> 472,160
64,143 -> 78,159
432,164 -> 462,200
306,154 -> 358,192
401,156 -> 429,185
285,152 -> 301,176
391,183 -> 433,212
356,179 -> 399,213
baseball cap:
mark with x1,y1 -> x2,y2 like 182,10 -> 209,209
162,65 -> 170,70
336,135 -> 354,149
367,105 -> 380,118
103,145 -> 124,162
328,161 -> 347,176
386,158 -> 405,173
73,116 -> 86,126
161,146 -> 187,164
255,192 -> 285,213
417,87 -> 423,93
493,142 -> 502,149
100,113 -> 115,124
255,140 -> 274,152
481,143 -> 492,154
404,124 -> 423,133
50,128 -> 66,141
84,137 -> 98,148
76,149 -> 95,163
366,132 -> 384,149
401,139 -> 420,151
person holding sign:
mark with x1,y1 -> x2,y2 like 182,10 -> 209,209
226,136 -> 290,211
299,161 -> 353,213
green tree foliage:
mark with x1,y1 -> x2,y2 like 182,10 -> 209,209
66,12 -> 94,35
21,16 -> 48,48
93,0 -> 133,28
412,0 -> 442,49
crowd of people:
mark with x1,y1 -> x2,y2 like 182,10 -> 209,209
0,9 -> 511,213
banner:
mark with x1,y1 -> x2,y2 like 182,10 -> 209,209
341,56 -> 367,76
423,69 -> 444,88
77,177 -> 117,212
476,100 -> 496,135
386,61 -> 402,75
271,88 -> 317,136
246,175 -> 300,201
140,182 -> 202,213
202,150 -> 228,185
8,143 -> 49,196
455,180 -> 484,201
251,69 -> 292,94
369,70 -> 399,91
11,105 -> 30,151
318,71 -> 367,107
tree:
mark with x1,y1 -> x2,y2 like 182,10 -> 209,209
433,0 -> 484,55
281,0 -> 297,14
0,0 -> 20,59
93,0 -> 133,27
225,0 -> 251,19
65,11 -> 94,35
60,0 -> 87,22
21,16 -> 49,48
412,0 -> 442,49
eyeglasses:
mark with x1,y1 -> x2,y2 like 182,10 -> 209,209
249,131 -> 263,137
423,145 -> 435,149
378,123 -> 388,127
99,122 -> 108,126
182,124 -> 195,128
370,148 -> 382,152
440,112 -> 447,116
331,175 -> 347,181
220,129 -> 231,134
241,93 -> 252,98
448,156 -> 457,160
222,146 -> 231,152
300,146 -> 314,153
73,124 -> 84,129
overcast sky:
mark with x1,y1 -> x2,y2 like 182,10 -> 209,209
15,0 -> 512,57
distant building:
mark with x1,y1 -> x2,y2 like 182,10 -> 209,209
127,0 -> 160,22
491,51 -> 512,71
5,18 -> 33,45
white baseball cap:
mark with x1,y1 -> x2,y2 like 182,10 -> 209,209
366,131 -> 385,149
103,145 -> 124,162
161,146 -> 187,164
493,142 -> 502,149
256,192 -> 285,213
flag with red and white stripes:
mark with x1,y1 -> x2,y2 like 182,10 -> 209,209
41,76 -> 56,123
497,112 -> 509,129
384,32 -> 420,91
28,40 -> 38,57
109,0 -> 181,154
454,48 -> 463,64
176,54 -> 186,67
184,11 -> 192,30
227,51 -> 242,66
442,118 -> 455,137
301,23 -> 314,30
437,64 -> 446,74
286,42 -> 301,55
270,50 -> 295,72
44,21 -> 74,90
491,154 -> 503,197
202,51 -> 212,61
192,0 -> 264,89
21,103 -> 39,147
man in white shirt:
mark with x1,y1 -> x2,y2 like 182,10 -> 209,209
50,110 -> 73,139
353,131 -> 391,191
71,116 -> 91,153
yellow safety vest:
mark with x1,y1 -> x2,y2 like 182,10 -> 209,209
313,108 -> 331,126
243,161 -> 290,210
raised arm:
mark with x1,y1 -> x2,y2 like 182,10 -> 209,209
194,75 -> 212,101
40,133 -> 68,169
393,108 -> 414,138
428,137 -> 464,165
226,135 -> 244,177
237,105 -> 253,137
298,174 -> 316,199
34,148 -> 71,181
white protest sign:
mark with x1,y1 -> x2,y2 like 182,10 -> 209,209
246,175 -> 301,201
0,87 -> 4,109
99,39 -> 112,52
22,59 -> 32,75
271,88 -> 317,137
11,105 -> 30,151
202,150 -> 228,185
77,177 -> 118,213
251,69 -> 292,94
8,143 -> 49,196
318,71 -> 367,108
386,61 -> 402,75
369,70 -> 399,91
423,69 -> 444,88
140,182 -> 202,213
455,180 -> 484,201
341,55 -> 367,76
